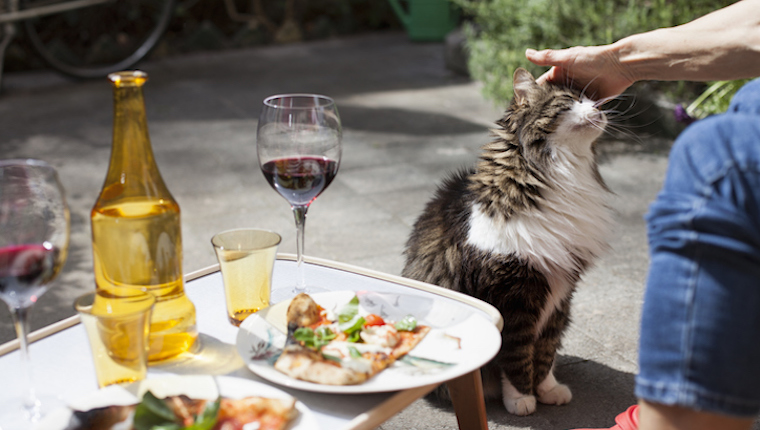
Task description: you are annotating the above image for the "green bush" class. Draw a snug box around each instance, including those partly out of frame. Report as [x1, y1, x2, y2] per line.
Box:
[453, 0, 735, 105]
[686, 79, 750, 119]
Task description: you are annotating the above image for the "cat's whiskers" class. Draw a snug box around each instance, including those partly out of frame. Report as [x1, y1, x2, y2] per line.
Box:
[579, 74, 603, 101]
[583, 107, 607, 128]
[596, 94, 652, 143]
[562, 66, 604, 101]
[593, 95, 619, 108]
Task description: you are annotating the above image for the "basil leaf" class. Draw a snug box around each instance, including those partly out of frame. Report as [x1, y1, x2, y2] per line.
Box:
[338, 315, 366, 335]
[338, 295, 360, 323]
[336, 296, 366, 343]
[148, 425, 182, 430]
[395, 315, 418, 331]
[322, 352, 342, 363]
[313, 339, 329, 350]
[293, 326, 339, 350]
[293, 327, 315, 341]
[185, 397, 221, 430]
[293, 327, 317, 349]
[348, 329, 362, 343]
[313, 326, 336, 350]
[348, 346, 363, 359]
[133, 391, 179, 430]
[315, 326, 336, 341]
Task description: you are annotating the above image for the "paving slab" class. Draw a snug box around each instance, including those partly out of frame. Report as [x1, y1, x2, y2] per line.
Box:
[0, 31, 680, 429]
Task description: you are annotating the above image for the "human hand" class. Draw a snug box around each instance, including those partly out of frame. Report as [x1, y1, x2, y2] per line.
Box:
[525, 45, 636, 101]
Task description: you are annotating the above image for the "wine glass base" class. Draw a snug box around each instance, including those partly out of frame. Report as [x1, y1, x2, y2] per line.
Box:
[270, 285, 329, 303]
[0, 393, 64, 428]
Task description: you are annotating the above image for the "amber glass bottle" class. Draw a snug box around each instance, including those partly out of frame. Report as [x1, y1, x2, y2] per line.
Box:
[91, 71, 197, 363]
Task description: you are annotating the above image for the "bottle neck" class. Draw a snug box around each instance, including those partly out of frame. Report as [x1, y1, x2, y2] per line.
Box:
[101, 83, 172, 203]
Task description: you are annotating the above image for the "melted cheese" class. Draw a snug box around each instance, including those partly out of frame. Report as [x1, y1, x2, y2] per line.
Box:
[360, 325, 400, 348]
[322, 341, 392, 357]
[321, 341, 389, 374]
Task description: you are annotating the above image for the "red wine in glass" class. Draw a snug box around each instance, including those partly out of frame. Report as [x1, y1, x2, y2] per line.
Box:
[261, 156, 339, 206]
[0, 243, 61, 309]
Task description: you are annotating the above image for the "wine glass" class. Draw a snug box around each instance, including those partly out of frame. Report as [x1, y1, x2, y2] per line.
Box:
[256, 94, 342, 302]
[0, 159, 70, 423]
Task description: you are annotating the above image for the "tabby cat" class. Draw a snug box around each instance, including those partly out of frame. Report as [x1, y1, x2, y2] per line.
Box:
[401, 68, 614, 416]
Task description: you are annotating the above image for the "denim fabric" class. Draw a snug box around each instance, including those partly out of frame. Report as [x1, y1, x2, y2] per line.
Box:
[635, 78, 760, 417]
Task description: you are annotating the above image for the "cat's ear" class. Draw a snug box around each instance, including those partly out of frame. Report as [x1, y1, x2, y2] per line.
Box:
[513, 68, 540, 105]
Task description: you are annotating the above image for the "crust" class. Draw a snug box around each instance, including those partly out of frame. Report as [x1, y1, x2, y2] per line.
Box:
[392, 326, 431, 359]
[273, 325, 431, 385]
[274, 345, 370, 385]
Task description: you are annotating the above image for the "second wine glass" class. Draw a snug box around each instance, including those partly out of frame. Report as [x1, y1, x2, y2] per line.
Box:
[256, 94, 342, 301]
[0, 159, 69, 425]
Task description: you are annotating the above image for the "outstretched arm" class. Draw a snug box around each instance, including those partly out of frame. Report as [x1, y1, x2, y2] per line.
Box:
[526, 0, 760, 100]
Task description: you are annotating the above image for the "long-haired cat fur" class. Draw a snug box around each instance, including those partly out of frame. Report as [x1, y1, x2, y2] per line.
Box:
[401, 68, 614, 416]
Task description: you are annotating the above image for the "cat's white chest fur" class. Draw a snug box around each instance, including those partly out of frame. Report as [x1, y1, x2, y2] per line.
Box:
[466, 137, 613, 335]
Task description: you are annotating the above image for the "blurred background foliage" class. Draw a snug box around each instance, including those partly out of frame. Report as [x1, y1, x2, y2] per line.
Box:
[685, 78, 750, 119]
[453, 0, 740, 114]
[163, 0, 401, 48]
[5, 0, 402, 72]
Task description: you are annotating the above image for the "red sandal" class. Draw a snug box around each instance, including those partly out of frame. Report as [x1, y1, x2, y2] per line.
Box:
[571, 405, 639, 430]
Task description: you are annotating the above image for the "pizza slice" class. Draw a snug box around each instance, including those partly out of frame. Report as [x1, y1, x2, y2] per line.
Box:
[273, 293, 431, 385]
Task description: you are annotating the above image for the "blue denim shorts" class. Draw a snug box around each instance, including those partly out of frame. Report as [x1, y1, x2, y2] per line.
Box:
[635, 78, 760, 418]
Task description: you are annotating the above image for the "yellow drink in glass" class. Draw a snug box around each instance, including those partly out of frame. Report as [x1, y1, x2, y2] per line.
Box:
[212, 229, 280, 326]
[92, 199, 197, 362]
[76, 289, 155, 388]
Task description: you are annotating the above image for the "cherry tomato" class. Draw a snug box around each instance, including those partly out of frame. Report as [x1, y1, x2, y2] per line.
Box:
[363, 314, 385, 326]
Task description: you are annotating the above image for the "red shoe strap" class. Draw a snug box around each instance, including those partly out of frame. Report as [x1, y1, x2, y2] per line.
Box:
[614, 405, 639, 430]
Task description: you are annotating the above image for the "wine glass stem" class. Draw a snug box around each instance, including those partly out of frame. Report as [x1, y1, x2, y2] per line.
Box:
[292, 205, 308, 292]
[9, 305, 41, 421]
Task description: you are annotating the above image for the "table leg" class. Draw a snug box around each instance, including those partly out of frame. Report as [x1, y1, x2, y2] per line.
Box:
[446, 368, 488, 430]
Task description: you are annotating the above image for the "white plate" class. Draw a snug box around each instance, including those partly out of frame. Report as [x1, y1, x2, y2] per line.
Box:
[236, 290, 502, 394]
[34, 375, 318, 430]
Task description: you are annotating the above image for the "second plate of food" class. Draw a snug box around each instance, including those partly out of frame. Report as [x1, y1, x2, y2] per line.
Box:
[35, 374, 317, 430]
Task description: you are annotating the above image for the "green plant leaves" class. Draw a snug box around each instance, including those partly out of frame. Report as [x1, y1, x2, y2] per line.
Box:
[452, 0, 734, 105]
[133, 391, 221, 430]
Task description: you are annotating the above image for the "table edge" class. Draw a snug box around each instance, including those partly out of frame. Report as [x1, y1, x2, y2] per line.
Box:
[344, 384, 438, 430]
[0, 254, 504, 356]
[0, 313, 80, 356]
[219, 254, 505, 329]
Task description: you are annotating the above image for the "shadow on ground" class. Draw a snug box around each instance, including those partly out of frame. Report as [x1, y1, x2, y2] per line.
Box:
[415, 355, 637, 430]
[339, 105, 485, 136]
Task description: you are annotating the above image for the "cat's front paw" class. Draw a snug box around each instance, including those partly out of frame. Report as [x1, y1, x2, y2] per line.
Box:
[537, 383, 572, 405]
[503, 394, 537, 416]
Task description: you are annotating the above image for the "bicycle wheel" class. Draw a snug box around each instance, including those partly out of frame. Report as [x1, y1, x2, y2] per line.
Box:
[22, 0, 175, 79]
